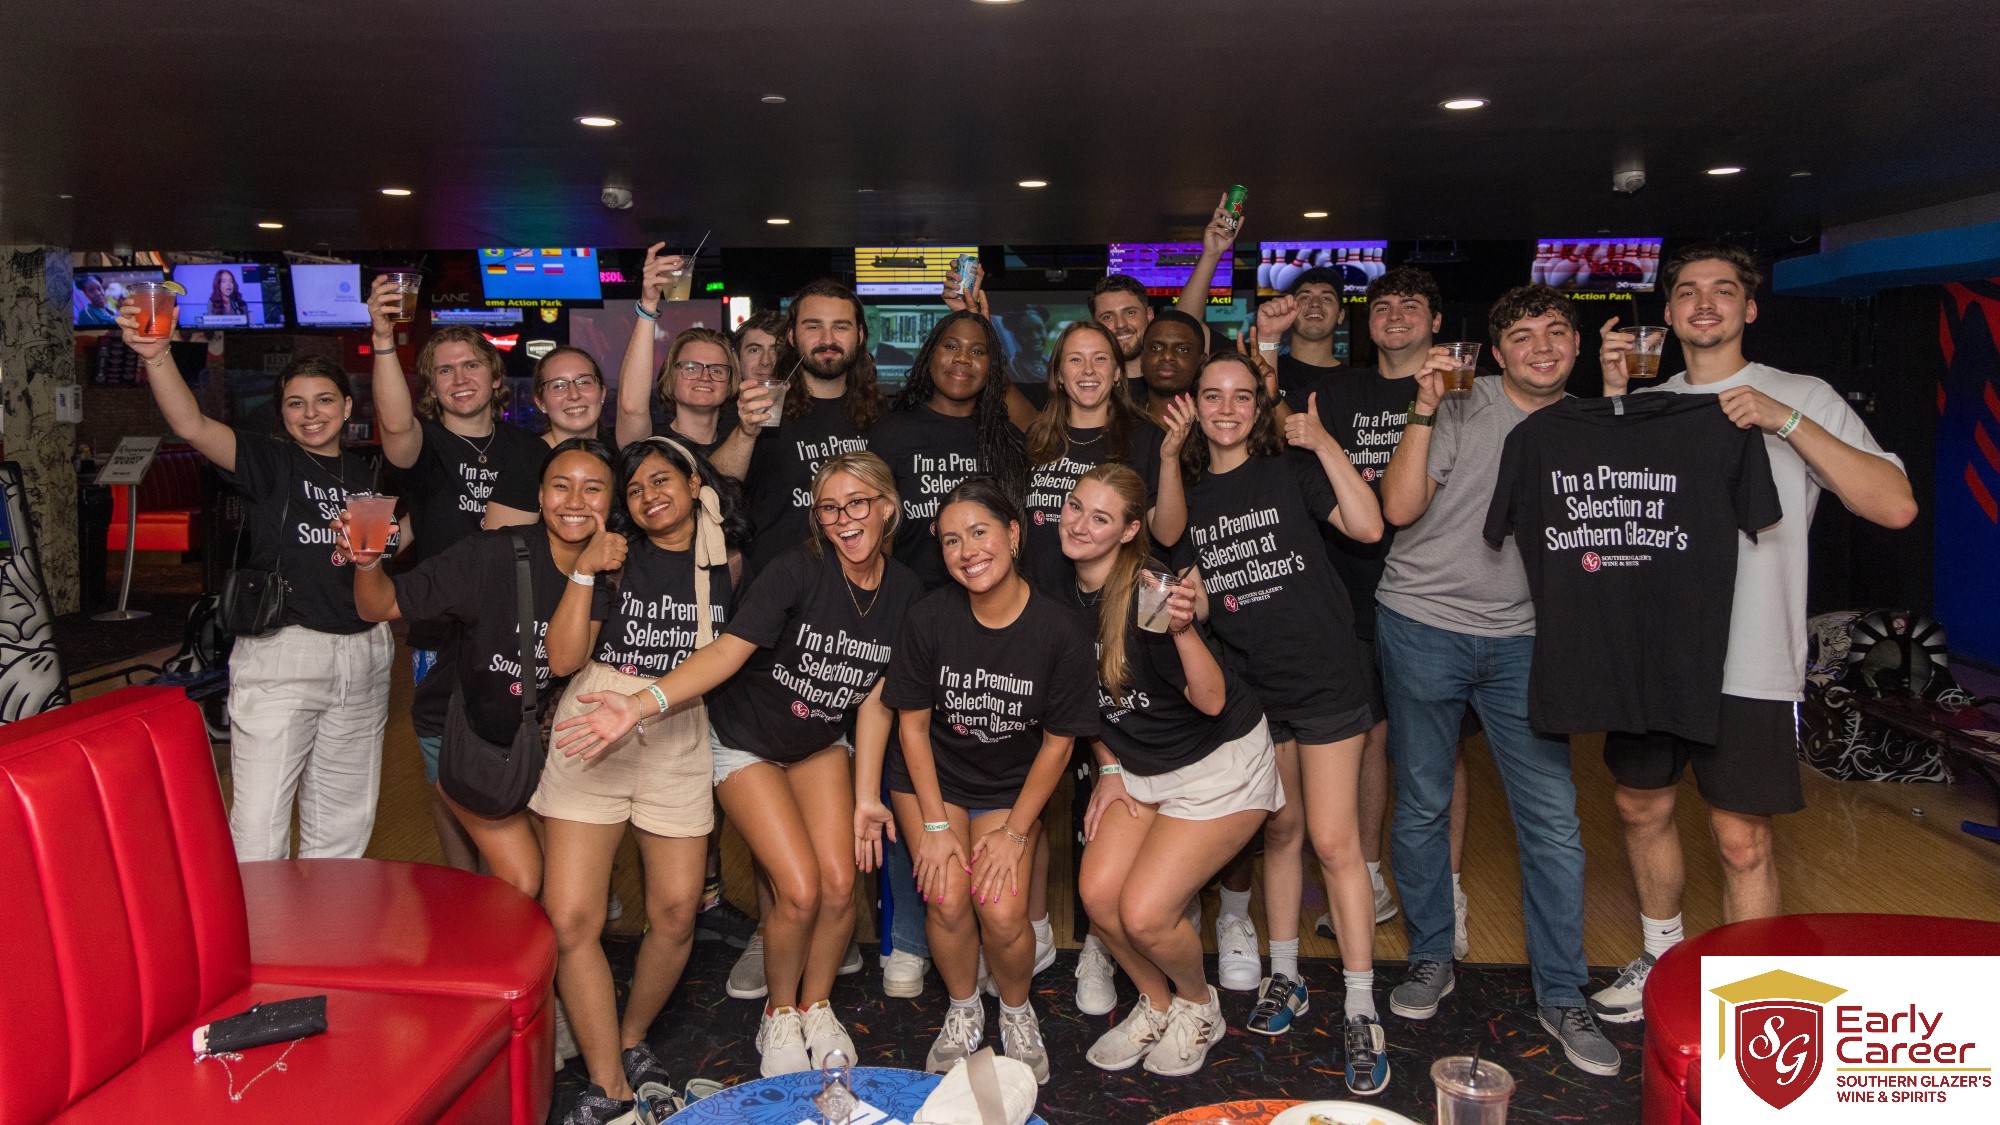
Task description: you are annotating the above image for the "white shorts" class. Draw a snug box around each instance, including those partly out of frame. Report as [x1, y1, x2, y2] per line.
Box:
[1121, 718, 1285, 821]
[710, 728, 851, 786]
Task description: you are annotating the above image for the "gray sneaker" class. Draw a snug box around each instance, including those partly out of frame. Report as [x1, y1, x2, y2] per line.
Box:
[726, 932, 767, 1000]
[1588, 952, 1656, 1025]
[998, 1002, 1052, 1084]
[1538, 1005, 1621, 1077]
[1388, 959, 1455, 1020]
[926, 1001, 986, 1074]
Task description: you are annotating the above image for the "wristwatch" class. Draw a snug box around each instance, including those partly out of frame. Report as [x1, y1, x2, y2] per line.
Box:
[1406, 402, 1437, 427]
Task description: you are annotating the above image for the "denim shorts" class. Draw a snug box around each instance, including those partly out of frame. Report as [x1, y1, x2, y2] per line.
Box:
[710, 728, 850, 786]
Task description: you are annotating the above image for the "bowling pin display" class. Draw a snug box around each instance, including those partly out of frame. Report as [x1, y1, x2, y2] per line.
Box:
[1257, 247, 1275, 290]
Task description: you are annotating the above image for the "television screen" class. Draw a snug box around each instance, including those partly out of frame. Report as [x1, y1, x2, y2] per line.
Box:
[853, 246, 979, 296]
[567, 299, 727, 398]
[1257, 241, 1388, 295]
[1532, 238, 1662, 292]
[863, 304, 951, 386]
[431, 307, 526, 326]
[290, 263, 369, 328]
[1106, 243, 1232, 299]
[982, 292, 1094, 388]
[172, 262, 286, 329]
[72, 268, 163, 328]
[478, 247, 604, 304]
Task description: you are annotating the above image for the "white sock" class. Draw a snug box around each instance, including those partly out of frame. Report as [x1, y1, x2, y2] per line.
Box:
[1641, 913, 1685, 960]
[946, 992, 984, 1048]
[1219, 887, 1252, 920]
[1342, 969, 1377, 1020]
[1269, 938, 1300, 981]
[1452, 871, 1462, 892]
[1366, 861, 1384, 889]
[1030, 916, 1052, 947]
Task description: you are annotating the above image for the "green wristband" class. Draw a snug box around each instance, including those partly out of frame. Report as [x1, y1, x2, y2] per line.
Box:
[1097, 764, 1123, 776]
[645, 685, 669, 715]
[923, 820, 951, 833]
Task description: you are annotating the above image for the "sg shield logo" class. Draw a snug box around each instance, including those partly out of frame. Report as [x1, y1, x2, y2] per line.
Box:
[1712, 970, 1848, 1110]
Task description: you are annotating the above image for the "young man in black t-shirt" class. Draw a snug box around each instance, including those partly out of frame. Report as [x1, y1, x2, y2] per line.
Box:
[1089, 275, 1155, 391]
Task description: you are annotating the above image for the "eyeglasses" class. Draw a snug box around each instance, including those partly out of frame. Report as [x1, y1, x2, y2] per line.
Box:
[813, 495, 885, 524]
[539, 374, 602, 395]
[675, 361, 733, 382]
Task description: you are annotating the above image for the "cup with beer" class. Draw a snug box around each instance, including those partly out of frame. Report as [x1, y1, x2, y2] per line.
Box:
[344, 492, 399, 557]
[1441, 342, 1482, 394]
[127, 279, 183, 340]
[381, 271, 422, 323]
[1624, 325, 1667, 379]
[1135, 569, 1178, 634]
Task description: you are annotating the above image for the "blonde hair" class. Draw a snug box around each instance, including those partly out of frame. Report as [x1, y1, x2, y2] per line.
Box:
[656, 326, 741, 418]
[1075, 463, 1152, 700]
[415, 325, 509, 422]
[806, 451, 901, 559]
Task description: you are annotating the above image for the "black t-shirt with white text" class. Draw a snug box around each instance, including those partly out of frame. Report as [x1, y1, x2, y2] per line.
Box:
[868, 405, 988, 591]
[883, 584, 1100, 809]
[1484, 394, 1782, 742]
[1306, 365, 1414, 639]
[393, 529, 612, 746]
[1089, 567, 1264, 776]
[1277, 353, 1340, 414]
[592, 540, 732, 678]
[1022, 423, 1163, 595]
[742, 395, 871, 577]
[1171, 452, 1370, 723]
[395, 418, 547, 649]
[221, 430, 377, 635]
[710, 546, 924, 764]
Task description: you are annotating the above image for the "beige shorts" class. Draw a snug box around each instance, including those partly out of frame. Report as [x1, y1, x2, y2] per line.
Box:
[1120, 718, 1285, 821]
[530, 661, 713, 837]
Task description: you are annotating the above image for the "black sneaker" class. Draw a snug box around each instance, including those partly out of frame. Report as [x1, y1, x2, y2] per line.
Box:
[622, 1043, 679, 1125]
[561, 1084, 639, 1125]
[694, 899, 759, 948]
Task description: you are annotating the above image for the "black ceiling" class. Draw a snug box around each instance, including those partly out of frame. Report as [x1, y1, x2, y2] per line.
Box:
[6, 0, 2000, 252]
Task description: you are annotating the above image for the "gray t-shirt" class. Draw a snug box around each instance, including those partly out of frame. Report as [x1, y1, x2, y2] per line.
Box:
[1376, 376, 1539, 637]
[1645, 362, 1903, 701]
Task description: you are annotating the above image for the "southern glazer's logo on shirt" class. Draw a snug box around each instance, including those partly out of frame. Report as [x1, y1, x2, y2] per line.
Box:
[1344, 407, 1404, 482]
[1701, 957, 1998, 1121]
[1543, 464, 1686, 569]
[774, 622, 891, 724]
[938, 663, 1035, 742]
[491, 619, 552, 696]
[1190, 506, 1304, 610]
[1027, 454, 1098, 523]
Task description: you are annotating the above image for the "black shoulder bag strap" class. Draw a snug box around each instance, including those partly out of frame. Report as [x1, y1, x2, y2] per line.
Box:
[509, 531, 540, 725]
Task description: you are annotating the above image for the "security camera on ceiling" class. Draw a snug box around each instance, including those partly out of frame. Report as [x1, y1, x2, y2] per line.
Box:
[1613, 159, 1647, 194]
[601, 184, 634, 210]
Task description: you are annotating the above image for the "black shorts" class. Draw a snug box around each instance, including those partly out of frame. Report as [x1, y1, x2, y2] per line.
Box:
[1602, 695, 1804, 816]
[1268, 701, 1375, 747]
[1358, 642, 1388, 726]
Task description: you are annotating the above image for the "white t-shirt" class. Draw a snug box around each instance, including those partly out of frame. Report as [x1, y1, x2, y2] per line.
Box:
[1645, 363, 1904, 701]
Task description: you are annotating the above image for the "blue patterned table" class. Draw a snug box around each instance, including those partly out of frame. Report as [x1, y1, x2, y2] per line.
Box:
[668, 1065, 1049, 1124]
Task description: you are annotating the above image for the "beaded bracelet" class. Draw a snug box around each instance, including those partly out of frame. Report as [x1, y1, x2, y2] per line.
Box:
[635, 303, 661, 322]
[1003, 826, 1030, 846]
[923, 820, 952, 833]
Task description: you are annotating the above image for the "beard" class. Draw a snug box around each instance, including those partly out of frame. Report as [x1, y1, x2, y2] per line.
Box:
[801, 345, 855, 381]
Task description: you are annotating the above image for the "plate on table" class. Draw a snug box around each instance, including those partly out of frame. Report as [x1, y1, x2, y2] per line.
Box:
[1269, 1102, 1423, 1125]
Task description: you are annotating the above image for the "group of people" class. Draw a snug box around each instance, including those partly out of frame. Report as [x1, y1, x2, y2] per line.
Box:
[118, 200, 1913, 1123]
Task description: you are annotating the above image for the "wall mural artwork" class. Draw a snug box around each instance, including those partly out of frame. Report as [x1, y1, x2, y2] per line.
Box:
[1935, 281, 2000, 664]
[0, 461, 69, 721]
[0, 248, 82, 615]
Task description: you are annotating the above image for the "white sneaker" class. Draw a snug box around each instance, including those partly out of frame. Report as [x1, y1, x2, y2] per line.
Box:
[1184, 894, 1203, 932]
[1372, 877, 1398, 925]
[839, 940, 863, 977]
[606, 888, 625, 923]
[1087, 996, 1169, 1071]
[926, 1001, 985, 1074]
[1215, 914, 1261, 992]
[801, 1000, 857, 1068]
[998, 1002, 1051, 1084]
[553, 999, 579, 1071]
[1144, 987, 1225, 1077]
[754, 1006, 811, 1077]
[1588, 952, 1657, 1025]
[1075, 935, 1117, 1016]
[881, 949, 928, 999]
[1454, 884, 1470, 961]
[726, 933, 767, 1000]
[1033, 926, 1056, 977]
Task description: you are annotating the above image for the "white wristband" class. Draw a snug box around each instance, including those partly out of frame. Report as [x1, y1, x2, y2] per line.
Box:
[568, 571, 596, 586]
[1258, 341, 1280, 352]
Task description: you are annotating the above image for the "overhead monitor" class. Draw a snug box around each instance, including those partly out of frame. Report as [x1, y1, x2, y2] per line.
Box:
[1106, 243, 1232, 299]
[290, 263, 370, 328]
[171, 262, 287, 329]
[478, 247, 604, 305]
[72, 267, 163, 328]
[1532, 238, 1663, 292]
[1257, 241, 1389, 295]
[853, 246, 979, 296]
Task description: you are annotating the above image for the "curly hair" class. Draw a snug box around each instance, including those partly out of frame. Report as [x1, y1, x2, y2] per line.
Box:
[1486, 283, 1580, 347]
[415, 325, 510, 422]
[775, 279, 885, 431]
[1025, 320, 1145, 467]
[889, 310, 1028, 500]
[1177, 351, 1284, 485]
[1365, 266, 1442, 313]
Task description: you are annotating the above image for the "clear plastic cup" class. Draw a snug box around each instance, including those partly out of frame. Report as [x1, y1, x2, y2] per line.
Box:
[382, 271, 422, 323]
[128, 280, 180, 340]
[1624, 325, 1667, 379]
[345, 492, 399, 555]
[1441, 342, 1482, 394]
[1433, 1055, 1515, 1124]
[1134, 569, 1178, 633]
[754, 377, 791, 423]
[662, 258, 694, 303]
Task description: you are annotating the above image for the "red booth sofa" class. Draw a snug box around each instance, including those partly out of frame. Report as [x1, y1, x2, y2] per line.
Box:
[0, 687, 556, 1124]
[106, 445, 205, 553]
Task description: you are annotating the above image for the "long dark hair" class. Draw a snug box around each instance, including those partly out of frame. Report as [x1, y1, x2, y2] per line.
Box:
[1025, 320, 1143, 467]
[775, 279, 885, 431]
[611, 436, 752, 552]
[1178, 351, 1284, 485]
[1074, 464, 1152, 700]
[891, 310, 1028, 499]
[208, 269, 246, 315]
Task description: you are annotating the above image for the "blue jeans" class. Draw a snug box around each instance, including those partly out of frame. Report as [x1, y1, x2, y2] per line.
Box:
[1376, 604, 1588, 1009]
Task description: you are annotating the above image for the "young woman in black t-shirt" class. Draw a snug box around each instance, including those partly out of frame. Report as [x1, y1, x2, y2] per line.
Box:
[533, 345, 610, 448]
[531, 436, 746, 1121]
[1173, 351, 1395, 1094]
[871, 477, 1099, 1085]
[613, 247, 746, 478]
[341, 439, 618, 901]
[555, 452, 919, 1080]
[1063, 465, 1280, 1078]
[117, 304, 391, 864]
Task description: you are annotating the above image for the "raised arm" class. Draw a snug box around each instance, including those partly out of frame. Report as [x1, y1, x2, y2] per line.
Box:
[1164, 571, 1226, 716]
[116, 301, 236, 470]
[1148, 395, 1195, 546]
[334, 512, 403, 621]
[1380, 348, 1453, 526]
[615, 245, 675, 448]
[545, 517, 624, 677]
[1285, 392, 1384, 543]
[1175, 194, 1238, 320]
[367, 275, 423, 469]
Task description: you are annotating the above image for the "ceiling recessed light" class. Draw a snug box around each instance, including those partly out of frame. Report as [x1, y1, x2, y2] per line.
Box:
[257, 221, 284, 230]
[1303, 211, 1329, 219]
[57, 193, 73, 200]
[576, 115, 620, 128]
[766, 217, 791, 225]
[1791, 170, 1813, 178]
[1440, 97, 1488, 110]
[856, 187, 877, 194]
[1017, 179, 1048, 189]
[381, 187, 413, 196]
[972, 0, 1027, 5]
[1706, 166, 1743, 176]
[761, 95, 787, 105]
